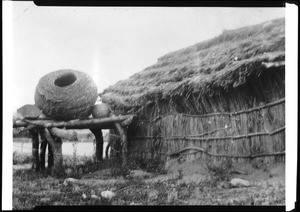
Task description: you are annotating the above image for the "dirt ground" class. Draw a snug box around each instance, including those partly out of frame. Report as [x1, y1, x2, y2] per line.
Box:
[13, 158, 285, 208]
[12, 157, 285, 209]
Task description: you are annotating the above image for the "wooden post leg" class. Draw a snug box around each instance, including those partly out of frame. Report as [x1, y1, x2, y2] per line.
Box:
[52, 137, 63, 174]
[48, 144, 54, 168]
[105, 143, 110, 159]
[44, 128, 64, 175]
[39, 130, 47, 170]
[90, 128, 103, 161]
[40, 129, 54, 169]
[39, 139, 47, 170]
[30, 129, 40, 172]
[113, 122, 128, 172]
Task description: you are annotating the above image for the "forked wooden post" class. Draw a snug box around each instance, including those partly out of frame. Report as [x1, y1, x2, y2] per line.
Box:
[90, 128, 104, 161]
[44, 128, 63, 175]
[39, 129, 54, 170]
[113, 119, 128, 171]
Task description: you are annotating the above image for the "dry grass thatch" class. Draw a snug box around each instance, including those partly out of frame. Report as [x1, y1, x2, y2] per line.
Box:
[100, 18, 285, 114]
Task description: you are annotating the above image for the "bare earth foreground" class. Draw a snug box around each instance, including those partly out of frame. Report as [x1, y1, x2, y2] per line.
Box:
[12, 155, 285, 209]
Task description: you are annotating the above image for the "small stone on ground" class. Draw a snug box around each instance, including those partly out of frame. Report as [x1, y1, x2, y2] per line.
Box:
[230, 178, 250, 187]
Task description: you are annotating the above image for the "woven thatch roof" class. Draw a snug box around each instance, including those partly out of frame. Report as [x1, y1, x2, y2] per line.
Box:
[101, 18, 285, 113]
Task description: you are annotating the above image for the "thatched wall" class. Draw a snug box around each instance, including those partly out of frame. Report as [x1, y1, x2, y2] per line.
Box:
[124, 67, 285, 165]
[126, 98, 285, 165]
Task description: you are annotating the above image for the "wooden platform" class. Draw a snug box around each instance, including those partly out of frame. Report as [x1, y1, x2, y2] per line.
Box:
[13, 114, 134, 174]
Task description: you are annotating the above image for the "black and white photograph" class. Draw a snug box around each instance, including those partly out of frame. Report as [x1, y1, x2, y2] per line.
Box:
[2, 1, 298, 210]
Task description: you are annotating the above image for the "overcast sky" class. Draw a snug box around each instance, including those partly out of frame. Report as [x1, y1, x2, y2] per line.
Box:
[11, 2, 284, 111]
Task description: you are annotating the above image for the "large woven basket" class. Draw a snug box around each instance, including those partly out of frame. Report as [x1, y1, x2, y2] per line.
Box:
[34, 69, 98, 120]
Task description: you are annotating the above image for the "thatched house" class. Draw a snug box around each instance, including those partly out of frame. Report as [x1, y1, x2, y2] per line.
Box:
[101, 18, 285, 166]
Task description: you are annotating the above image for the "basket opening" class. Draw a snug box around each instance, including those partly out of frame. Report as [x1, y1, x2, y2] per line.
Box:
[54, 73, 77, 87]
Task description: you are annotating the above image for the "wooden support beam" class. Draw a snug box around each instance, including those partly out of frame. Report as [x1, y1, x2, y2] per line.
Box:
[49, 127, 77, 141]
[30, 129, 40, 172]
[13, 115, 133, 129]
[90, 128, 103, 161]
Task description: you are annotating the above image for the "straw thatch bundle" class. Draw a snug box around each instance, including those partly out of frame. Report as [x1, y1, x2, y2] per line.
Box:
[35, 69, 98, 120]
[101, 18, 285, 115]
